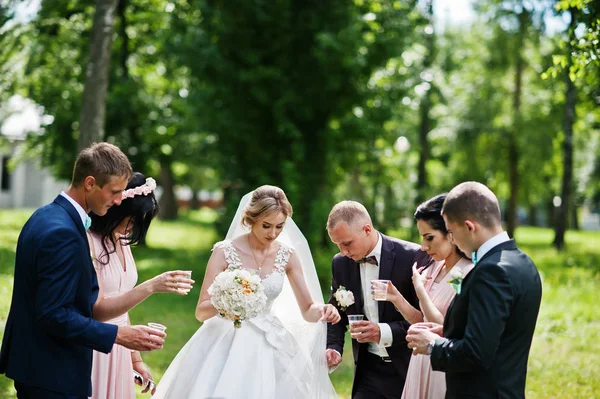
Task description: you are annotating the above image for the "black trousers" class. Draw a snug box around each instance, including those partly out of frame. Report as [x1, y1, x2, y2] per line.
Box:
[353, 352, 405, 399]
[14, 381, 87, 399]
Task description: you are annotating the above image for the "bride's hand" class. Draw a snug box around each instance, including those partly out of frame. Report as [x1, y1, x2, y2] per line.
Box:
[320, 304, 341, 324]
[150, 271, 195, 295]
[133, 360, 156, 395]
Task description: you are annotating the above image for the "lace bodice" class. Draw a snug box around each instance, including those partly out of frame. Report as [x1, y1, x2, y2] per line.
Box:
[213, 240, 292, 312]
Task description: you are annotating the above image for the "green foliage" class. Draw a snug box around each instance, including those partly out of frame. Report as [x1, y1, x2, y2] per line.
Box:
[434, 4, 570, 220]
[1, 0, 599, 239]
[552, 0, 600, 79]
[166, 0, 425, 241]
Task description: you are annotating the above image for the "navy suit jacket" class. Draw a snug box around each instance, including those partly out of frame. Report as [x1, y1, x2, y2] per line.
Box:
[430, 240, 542, 399]
[327, 234, 432, 392]
[0, 195, 118, 396]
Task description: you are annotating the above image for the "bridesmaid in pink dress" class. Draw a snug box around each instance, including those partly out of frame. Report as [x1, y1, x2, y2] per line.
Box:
[87, 172, 195, 399]
[383, 194, 473, 399]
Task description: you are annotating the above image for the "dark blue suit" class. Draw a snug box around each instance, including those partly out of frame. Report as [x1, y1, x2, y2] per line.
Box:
[0, 195, 118, 397]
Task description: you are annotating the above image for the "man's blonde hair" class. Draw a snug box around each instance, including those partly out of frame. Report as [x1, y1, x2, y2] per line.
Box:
[326, 200, 372, 232]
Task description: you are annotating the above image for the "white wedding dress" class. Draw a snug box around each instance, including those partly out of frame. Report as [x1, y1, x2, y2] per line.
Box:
[151, 240, 337, 399]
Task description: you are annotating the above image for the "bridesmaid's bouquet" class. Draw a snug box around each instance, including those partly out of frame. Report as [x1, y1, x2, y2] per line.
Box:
[208, 268, 267, 328]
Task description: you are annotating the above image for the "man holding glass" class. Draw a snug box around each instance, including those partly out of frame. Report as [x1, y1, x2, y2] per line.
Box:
[326, 201, 432, 399]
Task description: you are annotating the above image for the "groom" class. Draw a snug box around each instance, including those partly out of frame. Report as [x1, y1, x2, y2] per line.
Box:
[325, 200, 432, 398]
[406, 182, 542, 399]
[0, 143, 166, 399]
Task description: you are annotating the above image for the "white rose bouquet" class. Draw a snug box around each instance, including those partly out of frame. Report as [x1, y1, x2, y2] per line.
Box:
[208, 268, 267, 328]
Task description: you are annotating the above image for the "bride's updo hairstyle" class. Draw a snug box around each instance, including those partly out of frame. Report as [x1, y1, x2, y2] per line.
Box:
[242, 185, 293, 227]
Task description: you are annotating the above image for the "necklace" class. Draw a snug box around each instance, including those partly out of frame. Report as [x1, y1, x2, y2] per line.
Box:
[248, 235, 269, 271]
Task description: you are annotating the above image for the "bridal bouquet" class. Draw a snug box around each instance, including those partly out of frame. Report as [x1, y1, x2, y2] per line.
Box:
[208, 268, 267, 328]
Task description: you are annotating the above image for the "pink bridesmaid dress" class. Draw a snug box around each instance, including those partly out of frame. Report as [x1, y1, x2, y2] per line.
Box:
[88, 233, 139, 399]
[401, 258, 474, 399]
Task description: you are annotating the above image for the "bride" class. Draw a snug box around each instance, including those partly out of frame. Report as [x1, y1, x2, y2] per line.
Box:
[152, 185, 340, 398]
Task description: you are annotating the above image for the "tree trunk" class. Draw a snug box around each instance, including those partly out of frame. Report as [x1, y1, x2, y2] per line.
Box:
[380, 184, 397, 234]
[547, 198, 555, 228]
[570, 203, 579, 230]
[117, 0, 129, 78]
[506, 9, 527, 239]
[77, 0, 119, 151]
[527, 203, 538, 226]
[416, 0, 434, 207]
[189, 186, 200, 210]
[553, 8, 577, 250]
[158, 158, 178, 220]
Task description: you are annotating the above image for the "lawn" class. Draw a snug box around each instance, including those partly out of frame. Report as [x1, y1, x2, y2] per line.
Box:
[0, 209, 598, 398]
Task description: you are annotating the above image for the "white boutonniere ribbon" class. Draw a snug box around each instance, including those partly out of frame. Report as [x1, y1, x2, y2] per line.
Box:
[448, 268, 464, 294]
[333, 286, 355, 311]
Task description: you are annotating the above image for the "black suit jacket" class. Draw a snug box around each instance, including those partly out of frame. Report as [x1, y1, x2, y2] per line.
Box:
[430, 240, 542, 399]
[0, 195, 118, 396]
[327, 233, 431, 391]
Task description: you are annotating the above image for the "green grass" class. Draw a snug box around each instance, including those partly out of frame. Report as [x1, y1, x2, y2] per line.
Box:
[0, 211, 599, 398]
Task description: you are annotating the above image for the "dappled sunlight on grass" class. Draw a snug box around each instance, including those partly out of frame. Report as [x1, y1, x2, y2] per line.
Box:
[515, 227, 600, 399]
[0, 211, 598, 399]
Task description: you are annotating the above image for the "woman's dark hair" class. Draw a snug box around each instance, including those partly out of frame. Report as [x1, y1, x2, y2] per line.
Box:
[414, 194, 448, 234]
[414, 193, 466, 258]
[90, 172, 159, 266]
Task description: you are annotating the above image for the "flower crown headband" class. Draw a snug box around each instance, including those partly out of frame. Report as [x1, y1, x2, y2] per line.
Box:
[122, 177, 157, 200]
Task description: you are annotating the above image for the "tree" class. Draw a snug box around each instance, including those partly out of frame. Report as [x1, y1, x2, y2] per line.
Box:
[77, 0, 119, 151]
[551, 0, 600, 249]
[170, 0, 424, 242]
[416, 0, 436, 206]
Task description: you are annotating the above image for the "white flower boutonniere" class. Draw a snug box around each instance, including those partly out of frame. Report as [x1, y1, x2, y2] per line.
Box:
[334, 286, 355, 311]
[448, 268, 464, 294]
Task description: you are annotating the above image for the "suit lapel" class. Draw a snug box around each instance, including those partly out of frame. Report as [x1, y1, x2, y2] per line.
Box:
[378, 235, 395, 320]
[444, 258, 476, 328]
[55, 195, 87, 236]
[54, 195, 91, 254]
[351, 259, 364, 312]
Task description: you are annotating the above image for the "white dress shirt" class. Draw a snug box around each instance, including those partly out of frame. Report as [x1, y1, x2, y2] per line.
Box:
[60, 191, 88, 228]
[476, 231, 511, 263]
[359, 233, 393, 357]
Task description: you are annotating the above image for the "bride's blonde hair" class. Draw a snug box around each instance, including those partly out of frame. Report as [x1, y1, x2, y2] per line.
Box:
[242, 185, 293, 227]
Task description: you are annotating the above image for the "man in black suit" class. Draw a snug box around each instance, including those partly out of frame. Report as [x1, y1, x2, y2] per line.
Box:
[325, 201, 431, 398]
[407, 181, 542, 399]
[0, 143, 166, 399]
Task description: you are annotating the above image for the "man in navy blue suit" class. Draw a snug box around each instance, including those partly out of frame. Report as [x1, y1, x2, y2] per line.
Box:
[0, 143, 166, 399]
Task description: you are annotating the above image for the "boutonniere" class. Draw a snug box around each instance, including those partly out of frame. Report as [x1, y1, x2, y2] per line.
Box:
[334, 286, 355, 311]
[448, 268, 464, 294]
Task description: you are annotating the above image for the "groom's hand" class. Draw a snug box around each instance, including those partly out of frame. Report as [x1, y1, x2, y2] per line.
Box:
[116, 325, 166, 352]
[406, 323, 440, 355]
[351, 321, 381, 343]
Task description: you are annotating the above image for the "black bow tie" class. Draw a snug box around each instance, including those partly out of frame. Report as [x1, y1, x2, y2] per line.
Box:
[358, 255, 378, 266]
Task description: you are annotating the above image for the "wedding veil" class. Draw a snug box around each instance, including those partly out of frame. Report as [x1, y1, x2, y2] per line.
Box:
[225, 191, 337, 398]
